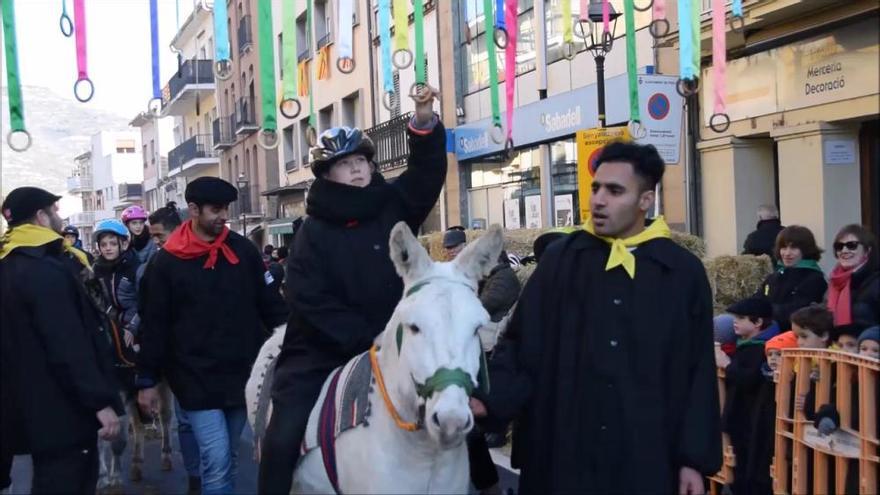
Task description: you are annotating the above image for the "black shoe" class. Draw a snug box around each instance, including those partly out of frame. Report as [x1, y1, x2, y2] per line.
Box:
[484, 432, 506, 449]
[187, 476, 201, 495]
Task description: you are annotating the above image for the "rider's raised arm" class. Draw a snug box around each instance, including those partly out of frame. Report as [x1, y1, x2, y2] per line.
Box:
[391, 116, 448, 232]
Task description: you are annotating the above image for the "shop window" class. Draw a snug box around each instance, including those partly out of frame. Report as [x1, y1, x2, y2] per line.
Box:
[461, 1, 536, 94]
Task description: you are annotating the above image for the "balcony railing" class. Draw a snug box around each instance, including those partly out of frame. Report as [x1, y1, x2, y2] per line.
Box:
[317, 32, 332, 48]
[238, 15, 253, 54]
[163, 59, 214, 108]
[235, 97, 260, 135]
[69, 211, 96, 227]
[118, 183, 143, 201]
[365, 112, 413, 172]
[67, 175, 93, 193]
[230, 184, 262, 218]
[168, 134, 217, 171]
[213, 116, 236, 150]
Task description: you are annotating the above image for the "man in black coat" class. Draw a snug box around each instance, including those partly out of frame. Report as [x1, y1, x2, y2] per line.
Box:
[471, 143, 722, 494]
[136, 177, 288, 493]
[742, 205, 784, 261]
[258, 86, 446, 494]
[1, 187, 122, 493]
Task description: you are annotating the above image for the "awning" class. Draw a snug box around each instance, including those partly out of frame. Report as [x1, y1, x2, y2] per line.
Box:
[261, 180, 312, 197]
[267, 217, 303, 235]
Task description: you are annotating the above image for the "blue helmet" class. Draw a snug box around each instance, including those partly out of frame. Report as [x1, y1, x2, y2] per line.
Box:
[93, 218, 129, 243]
[310, 126, 375, 177]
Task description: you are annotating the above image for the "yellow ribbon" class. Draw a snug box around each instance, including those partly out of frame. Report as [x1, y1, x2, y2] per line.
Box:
[583, 216, 671, 279]
[316, 45, 330, 80]
[297, 60, 309, 97]
[0, 223, 91, 268]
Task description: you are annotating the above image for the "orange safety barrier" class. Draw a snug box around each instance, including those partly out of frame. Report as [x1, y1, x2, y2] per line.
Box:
[708, 366, 735, 495]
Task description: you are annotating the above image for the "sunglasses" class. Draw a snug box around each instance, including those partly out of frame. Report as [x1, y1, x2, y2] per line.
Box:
[834, 241, 861, 252]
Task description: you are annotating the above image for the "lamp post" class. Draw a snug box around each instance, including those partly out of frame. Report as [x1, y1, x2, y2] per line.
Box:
[236, 172, 249, 237]
[580, 0, 620, 128]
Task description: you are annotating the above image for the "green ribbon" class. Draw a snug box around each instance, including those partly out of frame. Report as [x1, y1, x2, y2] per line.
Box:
[2, 0, 25, 132]
[624, 0, 639, 123]
[690, 0, 699, 75]
[306, 0, 315, 128]
[282, 0, 297, 100]
[257, 0, 277, 132]
[483, 0, 501, 126]
[414, 367, 475, 399]
[413, 0, 425, 84]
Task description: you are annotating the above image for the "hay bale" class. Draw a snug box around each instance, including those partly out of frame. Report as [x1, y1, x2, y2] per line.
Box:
[671, 230, 706, 259]
[704, 255, 773, 314]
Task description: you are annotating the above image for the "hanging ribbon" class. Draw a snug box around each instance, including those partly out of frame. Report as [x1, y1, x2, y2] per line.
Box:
[409, 0, 426, 100]
[59, 0, 73, 37]
[600, 0, 612, 48]
[483, 0, 503, 144]
[561, 0, 575, 60]
[574, 0, 590, 39]
[306, 0, 316, 144]
[378, 0, 394, 111]
[297, 61, 310, 96]
[148, 0, 162, 115]
[730, 0, 744, 31]
[709, 0, 730, 132]
[493, 0, 507, 48]
[676, 0, 699, 97]
[503, 0, 517, 154]
[336, 0, 355, 73]
[392, 0, 412, 69]
[72, 0, 94, 102]
[280, 0, 301, 118]
[317, 45, 331, 80]
[2, 0, 31, 152]
[257, 0, 279, 149]
[213, 0, 232, 80]
[623, 0, 644, 139]
[649, 0, 669, 38]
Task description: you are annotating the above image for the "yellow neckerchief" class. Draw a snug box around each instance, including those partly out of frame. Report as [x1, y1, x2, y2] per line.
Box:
[0, 223, 91, 268]
[583, 216, 671, 279]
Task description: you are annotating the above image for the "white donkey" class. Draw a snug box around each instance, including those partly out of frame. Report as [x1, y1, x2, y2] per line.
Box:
[247, 222, 503, 494]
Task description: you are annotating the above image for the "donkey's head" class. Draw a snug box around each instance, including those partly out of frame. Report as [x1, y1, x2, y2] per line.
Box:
[385, 222, 503, 448]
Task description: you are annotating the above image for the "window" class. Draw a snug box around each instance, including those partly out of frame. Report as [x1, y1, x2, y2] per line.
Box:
[341, 91, 359, 128]
[299, 119, 311, 166]
[227, 18, 234, 60]
[150, 139, 155, 164]
[283, 124, 297, 171]
[143, 144, 148, 168]
[277, 33, 284, 78]
[318, 105, 333, 133]
[245, 147, 251, 176]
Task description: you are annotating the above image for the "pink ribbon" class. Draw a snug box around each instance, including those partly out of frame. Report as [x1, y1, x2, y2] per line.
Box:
[504, 0, 517, 141]
[711, 0, 726, 114]
[653, 0, 665, 20]
[602, 0, 610, 33]
[73, 0, 87, 79]
[580, 0, 588, 21]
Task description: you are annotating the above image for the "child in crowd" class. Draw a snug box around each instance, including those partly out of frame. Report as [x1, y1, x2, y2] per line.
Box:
[715, 296, 780, 495]
[858, 326, 879, 358]
[831, 323, 864, 354]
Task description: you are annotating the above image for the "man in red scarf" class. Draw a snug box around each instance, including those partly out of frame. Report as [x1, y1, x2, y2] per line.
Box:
[135, 177, 288, 494]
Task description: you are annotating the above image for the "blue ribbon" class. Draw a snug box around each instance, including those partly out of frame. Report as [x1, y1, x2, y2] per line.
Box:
[678, 0, 695, 80]
[214, 0, 229, 62]
[732, 0, 743, 18]
[149, 0, 160, 98]
[378, 0, 393, 93]
[495, 0, 505, 30]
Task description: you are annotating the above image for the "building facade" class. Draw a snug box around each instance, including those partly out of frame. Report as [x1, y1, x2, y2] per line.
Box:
[130, 111, 175, 211]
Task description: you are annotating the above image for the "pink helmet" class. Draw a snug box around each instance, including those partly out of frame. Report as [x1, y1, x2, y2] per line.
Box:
[121, 205, 148, 224]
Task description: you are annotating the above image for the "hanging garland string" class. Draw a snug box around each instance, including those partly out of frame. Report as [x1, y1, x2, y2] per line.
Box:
[257, 0, 279, 149]
[649, 0, 669, 38]
[676, 0, 699, 96]
[561, 0, 574, 60]
[503, 0, 517, 153]
[148, 0, 162, 114]
[2, 0, 31, 152]
[623, 0, 644, 138]
[72, 0, 94, 102]
[483, 0, 502, 144]
[306, 0, 317, 144]
[730, 0, 744, 31]
[336, 0, 354, 73]
[391, 0, 412, 69]
[59, 0, 73, 37]
[378, 0, 395, 111]
[409, 0, 426, 99]
[213, 0, 232, 79]
[493, 0, 507, 48]
[280, 0, 301, 118]
[709, 0, 730, 132]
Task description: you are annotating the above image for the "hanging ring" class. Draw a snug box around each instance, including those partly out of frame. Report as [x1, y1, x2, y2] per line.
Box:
[59, 13, 74, 37]
[562, 41, 577, 61]
[493, 27, 508, 49]
[336, 57, 356, 74]
[279, 98, 302, 119]
[392, 49, 413, 70]
[628, 120, 648, 139]
[633, 0, 653, 12]
[200, 0, 212, 11]
[502, 137, 515, 160]
[169, 43, 181, 54]
[214, 60, 233, 81]
[648, 19, 669, 39]
[489, 123, 505, 144]
[6, 129, 33, 153]
[409, 82, 433, 103]
[382, 91, 396, 112]
[675, 77, 701, 97]
[709, 113, 731, 133]
[258, 129, 281, 150]
[729, 15, 745, 33]
[574, 20, 592, 40]
[147, 97, 163, 117]
[74, 77, 95, 103]
[306, 126, 318, 147]
[602, 31, 614, 52]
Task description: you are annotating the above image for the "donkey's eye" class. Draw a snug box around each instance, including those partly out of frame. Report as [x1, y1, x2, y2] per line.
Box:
[410, 324, 421, 334]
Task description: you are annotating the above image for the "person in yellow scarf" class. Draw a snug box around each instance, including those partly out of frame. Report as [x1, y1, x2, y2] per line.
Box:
[471, 142, 721, 494]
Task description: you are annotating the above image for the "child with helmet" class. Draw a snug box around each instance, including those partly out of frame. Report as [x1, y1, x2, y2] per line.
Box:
[121, 205, 157, 266]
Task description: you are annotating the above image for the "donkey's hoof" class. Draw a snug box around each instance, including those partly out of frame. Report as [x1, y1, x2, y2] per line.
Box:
[161, 454, 173, 471]
[130, 464, 143, 482]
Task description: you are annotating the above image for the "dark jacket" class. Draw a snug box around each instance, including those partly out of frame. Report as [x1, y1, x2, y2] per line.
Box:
[850, 266, 880, 327]
[273, 122, 447, 398]
[478, 231, 722, 494]
[479, 262, 521, 322]
[743, 219, 784, 261]
[1, 241, 122, 456]
[90, 249, 140, 331]
[137, 231, 288, 410]
[757, 266, 827, 331]
[746, 372, 778, 495]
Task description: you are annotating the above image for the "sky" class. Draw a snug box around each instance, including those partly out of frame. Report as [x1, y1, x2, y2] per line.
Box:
[5, 0, 198, 118]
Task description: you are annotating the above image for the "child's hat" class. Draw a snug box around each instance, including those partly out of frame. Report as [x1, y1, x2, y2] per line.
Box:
[765, 331, 798, 355]
[858, 326, 879, 347]
[726, 296, 773, 319]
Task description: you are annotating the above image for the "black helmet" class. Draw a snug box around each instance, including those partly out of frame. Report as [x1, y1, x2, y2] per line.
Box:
[62, 225, 80, 238]
[310, 126, 376, 178]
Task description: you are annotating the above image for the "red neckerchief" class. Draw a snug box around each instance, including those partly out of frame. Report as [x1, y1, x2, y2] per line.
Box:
[827, 263, 859, 325]
[163, 220, 240, 269]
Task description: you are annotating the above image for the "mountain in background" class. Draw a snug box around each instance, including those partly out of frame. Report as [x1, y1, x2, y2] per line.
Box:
[1, 85, 132, 215]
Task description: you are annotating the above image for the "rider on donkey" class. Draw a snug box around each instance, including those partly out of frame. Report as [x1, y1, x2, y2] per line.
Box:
[258, 86, 446, 494]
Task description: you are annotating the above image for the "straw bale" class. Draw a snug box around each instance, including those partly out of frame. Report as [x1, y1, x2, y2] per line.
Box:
[704, 254, 773, 314]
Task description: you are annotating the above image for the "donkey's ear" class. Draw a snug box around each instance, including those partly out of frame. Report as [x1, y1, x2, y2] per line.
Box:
[389, 222, 432, 282]
[453, 225, 503, 283]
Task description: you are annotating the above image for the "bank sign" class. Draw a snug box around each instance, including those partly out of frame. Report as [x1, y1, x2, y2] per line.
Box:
[454, 73, 683, 163]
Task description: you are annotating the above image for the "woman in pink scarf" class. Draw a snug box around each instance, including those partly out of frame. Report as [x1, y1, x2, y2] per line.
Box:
[827, 224, 879, 327]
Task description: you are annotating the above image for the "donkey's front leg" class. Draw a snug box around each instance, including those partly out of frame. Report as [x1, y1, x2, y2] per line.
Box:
[125, 401, 144, 482]
[158, 381, 174, 471]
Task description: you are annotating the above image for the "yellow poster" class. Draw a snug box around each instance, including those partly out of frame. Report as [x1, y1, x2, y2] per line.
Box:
[576, 127, 631, 221]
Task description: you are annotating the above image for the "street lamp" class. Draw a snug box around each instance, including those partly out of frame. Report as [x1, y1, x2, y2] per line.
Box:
[576, 0, 621, 127]
[236, 172, 249, 237]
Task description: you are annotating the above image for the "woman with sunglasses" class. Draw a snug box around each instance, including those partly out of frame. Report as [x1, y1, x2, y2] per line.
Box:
[828, 225, 879, 328]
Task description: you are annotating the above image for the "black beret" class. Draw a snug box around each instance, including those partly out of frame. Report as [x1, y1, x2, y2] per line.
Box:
[185, 177, 238, 205]
[726, 296, 773, 319]
[2, 187, 62, 226]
